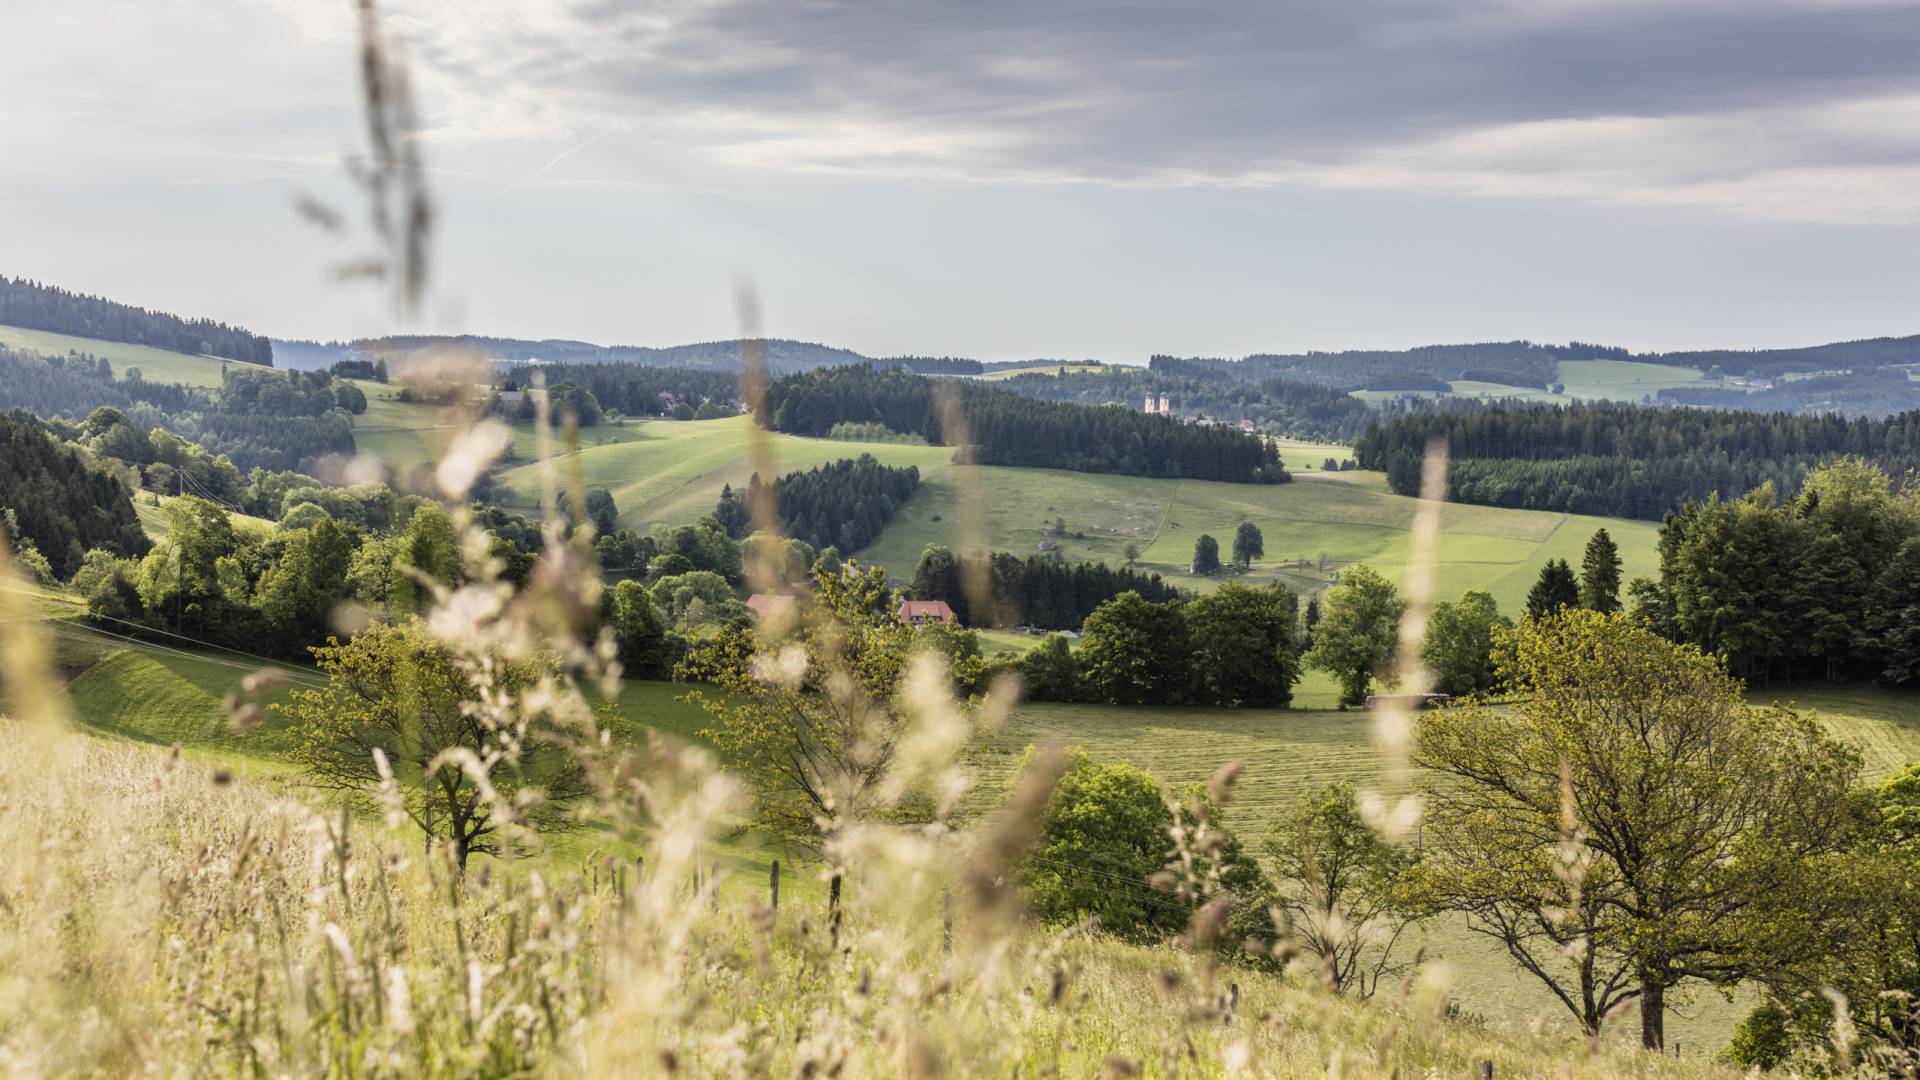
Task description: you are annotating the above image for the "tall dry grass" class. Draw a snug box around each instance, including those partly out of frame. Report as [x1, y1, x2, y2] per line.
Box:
[0, 3, 1836, 1074]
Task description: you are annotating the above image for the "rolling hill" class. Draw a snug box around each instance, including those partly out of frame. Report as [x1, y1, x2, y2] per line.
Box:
[0, 324, 238, 388]
[457, 413, 1658, 617]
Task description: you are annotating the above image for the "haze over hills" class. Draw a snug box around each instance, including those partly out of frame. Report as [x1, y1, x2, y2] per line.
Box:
[275, 329, 1920, 375]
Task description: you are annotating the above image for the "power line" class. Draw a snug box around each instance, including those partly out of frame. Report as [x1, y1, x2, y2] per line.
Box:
[1, 591, 330, 690]
[28, 617, 329, 691]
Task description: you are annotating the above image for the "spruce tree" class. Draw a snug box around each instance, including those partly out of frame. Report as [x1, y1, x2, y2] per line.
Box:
[1525, 559, 1580, 620]
[1578, 528, 1623, 613]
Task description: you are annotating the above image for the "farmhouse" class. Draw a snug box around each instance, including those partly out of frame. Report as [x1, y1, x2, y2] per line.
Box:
[896, 599, 955, 627]
[746, 593, 796, 621]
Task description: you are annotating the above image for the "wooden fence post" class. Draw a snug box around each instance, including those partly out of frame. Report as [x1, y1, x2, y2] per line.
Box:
[710, 860, 720, 912]
[1478, 1060, 1494, 1080]
[770, 859, 780, 911]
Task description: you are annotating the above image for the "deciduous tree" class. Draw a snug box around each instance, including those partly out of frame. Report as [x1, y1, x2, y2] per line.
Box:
[1413, 611, 1862, 1049]
[1304, 566, 1403, 707]
[279, 621, 589, 873]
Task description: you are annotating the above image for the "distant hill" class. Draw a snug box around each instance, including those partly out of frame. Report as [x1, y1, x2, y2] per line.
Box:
[0, 275, 272, 366]
[355, 334, 871, 375]
[1156, 334, 1920, 387]
[269, 338, 372, 371]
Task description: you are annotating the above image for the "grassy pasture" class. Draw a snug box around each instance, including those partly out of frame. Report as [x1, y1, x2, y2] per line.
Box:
[58, 618, 1918, 1050]
[462, 413, 1653, 616]
[972, 360, 1113, 380]
[0, 323, 241, 388]
[1351, 359, 1719, 409]
[1556, 358, 1716, 400]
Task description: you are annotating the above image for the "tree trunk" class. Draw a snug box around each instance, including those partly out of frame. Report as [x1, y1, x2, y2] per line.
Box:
[452, 833, 470, 876]
[1639, 976, 1665, 1051]
[829, 871, 844, 947]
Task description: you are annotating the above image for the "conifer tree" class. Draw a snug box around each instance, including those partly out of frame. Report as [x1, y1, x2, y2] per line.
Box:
[1524, 559, 1580, 620]
[1578, 528, 1623, 613]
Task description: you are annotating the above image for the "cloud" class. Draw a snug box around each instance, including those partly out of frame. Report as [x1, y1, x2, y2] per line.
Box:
[347, 0, 1920, 223]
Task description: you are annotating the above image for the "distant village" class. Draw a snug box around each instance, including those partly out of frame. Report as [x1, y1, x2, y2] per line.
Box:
[1142, 393, 1256, 431]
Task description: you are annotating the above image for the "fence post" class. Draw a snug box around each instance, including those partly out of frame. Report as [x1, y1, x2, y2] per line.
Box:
[710, 860, 720, 912]
[1478, 1060, 1494, 1080]
[942, 888, 953, 952]
[1227, 982, 1239, 1023]
[770, 859, 780, 911]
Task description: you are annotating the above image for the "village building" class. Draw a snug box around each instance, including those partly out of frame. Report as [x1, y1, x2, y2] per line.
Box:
[746, 593, 796, 621]
[896, 599, 956, 626]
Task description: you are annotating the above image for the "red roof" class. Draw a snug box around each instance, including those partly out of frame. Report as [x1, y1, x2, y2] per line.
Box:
[896, 599, 955, 625]
[747, 594, 796, 620]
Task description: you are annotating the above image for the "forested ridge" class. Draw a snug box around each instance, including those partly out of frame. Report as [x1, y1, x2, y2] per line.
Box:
[365, 334, 866, 374]
[761, 365, 1287, 483]
[992, 366, 1373, 441]
[0, 410, 150, 578]
[0, 346, 357, 473]
[1154, 334, 1920, 386]
[1, 275, 272, 365]
[1150, 342, 1603, 389]
[495, 362, 741, 419]
[1659, 367, 1920, 418]
[1355, 401, 1920, 518]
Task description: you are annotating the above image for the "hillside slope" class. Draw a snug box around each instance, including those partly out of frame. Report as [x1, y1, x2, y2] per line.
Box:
[483, 414, 1656, 615]
[0, 324, 236, 387]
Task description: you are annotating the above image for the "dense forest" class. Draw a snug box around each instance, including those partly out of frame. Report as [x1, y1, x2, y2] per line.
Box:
[0, 411, 150, 578]
[906, 546, 1181, 630]
[991, 366, 1374, 442]
[0, 276, 272, 365]
[0, 347, 357, 473]
[1632, 458, 1920, 686]
[713, 455, 921, 553]
[1355, 401, 1920, 518]
[761, 365, 1287, 483]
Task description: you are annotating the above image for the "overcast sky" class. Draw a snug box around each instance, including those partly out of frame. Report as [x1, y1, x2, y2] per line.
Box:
[8, 0, 1920, 360]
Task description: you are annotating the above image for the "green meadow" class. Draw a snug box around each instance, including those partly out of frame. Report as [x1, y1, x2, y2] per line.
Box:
[51, 620, 1920, 1048]
[454, 413, 1654, 617]
[0, 324, 242, 388]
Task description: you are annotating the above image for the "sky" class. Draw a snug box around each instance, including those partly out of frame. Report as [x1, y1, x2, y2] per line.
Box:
[7, 0, 1920, 361]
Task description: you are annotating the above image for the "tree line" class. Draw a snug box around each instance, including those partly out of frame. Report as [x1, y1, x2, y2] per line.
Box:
[712, 455, 920, 554]
[0, 410, 150, 579]
[0, 346, 360, 473]
[0, 275, 273, 365]
[1355, 400, 1920, 518]
[496, 362, 741, 420]
[1629, 458, 1920, 685]
[906, 545, 1181, 631]
[760, 365, 1288, 483]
